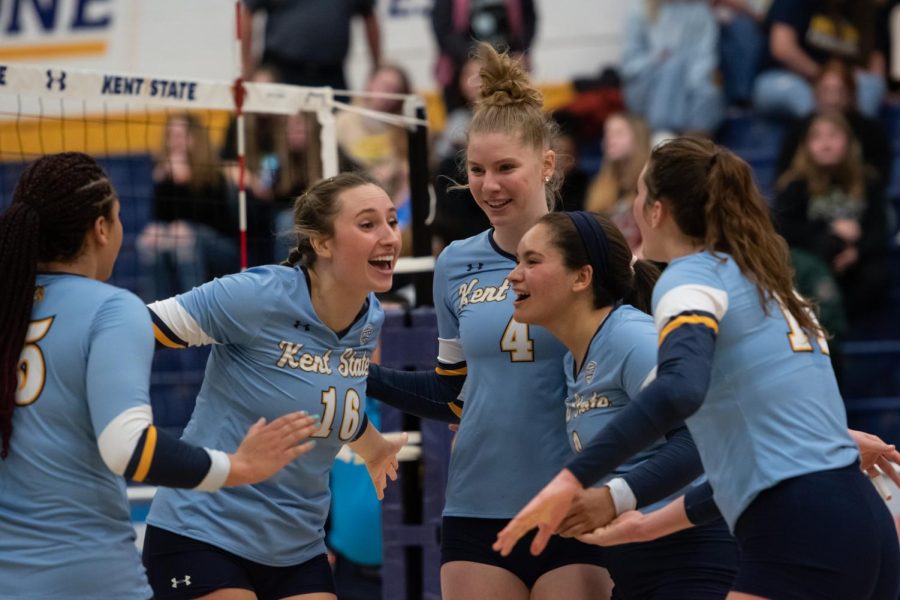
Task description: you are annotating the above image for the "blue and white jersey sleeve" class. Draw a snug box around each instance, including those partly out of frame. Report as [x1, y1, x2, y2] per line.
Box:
[433, 248, 466, 369]
[150, 267, 282, 348]
[565, 262, 727, 491]
[86, 291, 154, 437]
[652, 261, 729, 346]
[86, 291, 156, 476]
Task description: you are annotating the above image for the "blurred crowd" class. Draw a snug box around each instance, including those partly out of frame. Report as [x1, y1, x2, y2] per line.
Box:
[132, 1, 900, 596]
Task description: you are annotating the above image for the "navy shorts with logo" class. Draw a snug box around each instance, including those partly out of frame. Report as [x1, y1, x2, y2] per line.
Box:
[142, 525, 336, 599]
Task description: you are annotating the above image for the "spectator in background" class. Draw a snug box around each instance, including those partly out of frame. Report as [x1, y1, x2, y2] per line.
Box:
[620, 0, 725, 138]
[137, 113, 236, 301]
[433, 57, 481, 166]
[774, 111, 891, 324]
[432, 0, 537, 112]
[714, 0, 771, 107]
[754, 0, 886, 118]
[222, 65, 315, 265]
[272, 113, 322, 262]
[584, 112, 651, 251]
[432, 57, 491, 254]
[240, 0, 380, 89]
[336, 64, 414, 253]
[777, 60, 892, 185]
[551, 111, 590, 212]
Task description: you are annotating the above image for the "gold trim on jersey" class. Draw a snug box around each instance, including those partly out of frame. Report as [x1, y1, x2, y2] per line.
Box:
[435, 366, 467, 376]
[658, 315, 719, 346]
[153, 323, 186, 349]
[133, 426, 158, 482]
[448, 401, 464, 419]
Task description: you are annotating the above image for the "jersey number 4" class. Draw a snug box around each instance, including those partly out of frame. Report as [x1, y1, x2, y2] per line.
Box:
[314, 387, 362, 441]
[16, 317, 54, 406]
[501, 317, 534, 362]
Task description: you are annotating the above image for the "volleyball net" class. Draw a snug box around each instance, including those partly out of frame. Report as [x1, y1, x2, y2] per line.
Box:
[0, 62, 435, 300]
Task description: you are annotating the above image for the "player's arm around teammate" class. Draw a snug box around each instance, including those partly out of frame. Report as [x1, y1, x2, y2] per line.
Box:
[496, 138, 900, 600]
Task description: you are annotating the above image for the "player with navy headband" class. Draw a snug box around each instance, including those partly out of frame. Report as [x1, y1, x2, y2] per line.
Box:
[365, 44, 723, 598]
[496, 138, 900, 600]
[0, 153, 318, 599]
[504, 210, 739, 597]
[142, 173, 407, 600]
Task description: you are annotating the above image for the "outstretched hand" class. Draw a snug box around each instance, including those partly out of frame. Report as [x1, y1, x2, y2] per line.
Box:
[226, 412, 318, 486]
[363, 431, 407, 500]
[492, 469, 582, 557]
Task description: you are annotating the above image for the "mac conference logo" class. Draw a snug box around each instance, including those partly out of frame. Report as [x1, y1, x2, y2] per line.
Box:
[584, 361, 597, 384]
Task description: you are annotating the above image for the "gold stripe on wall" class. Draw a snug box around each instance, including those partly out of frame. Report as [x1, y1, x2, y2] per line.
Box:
[0, 110, 231, 161]
[0, 40, 108, 61]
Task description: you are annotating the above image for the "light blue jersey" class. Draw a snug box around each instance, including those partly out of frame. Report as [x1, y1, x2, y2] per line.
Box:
[0, 274, 154, 599]
[147, 265, 382, 566]
[435, 231, 572, 518]
[653, 251, 858, 529]
[564, 305, 684, 512]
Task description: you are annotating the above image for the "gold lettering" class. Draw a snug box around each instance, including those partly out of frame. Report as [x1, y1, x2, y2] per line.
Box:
[276, 342, 333, 374]
[339, 348, 371, 377]
[458, 277, 511, 306]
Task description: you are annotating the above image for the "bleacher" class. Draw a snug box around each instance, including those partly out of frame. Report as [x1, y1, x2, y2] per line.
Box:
[1, 108, 899, 446]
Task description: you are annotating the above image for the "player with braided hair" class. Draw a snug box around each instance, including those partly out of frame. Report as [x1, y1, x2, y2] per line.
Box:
[0, 152, 318, 599]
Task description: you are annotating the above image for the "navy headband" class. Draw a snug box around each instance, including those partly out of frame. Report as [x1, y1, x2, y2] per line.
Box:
[567, 211, 610, 279]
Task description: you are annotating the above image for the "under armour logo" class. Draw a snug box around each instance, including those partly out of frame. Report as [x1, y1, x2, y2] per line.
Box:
[45, 69, 66, 91]
[171, 575, 191, 588]
[466, 262, 484, 272]
[293, 320, 310, 331]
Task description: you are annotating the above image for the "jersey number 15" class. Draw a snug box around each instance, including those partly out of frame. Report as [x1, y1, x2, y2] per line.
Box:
[16, 317, 55, 406]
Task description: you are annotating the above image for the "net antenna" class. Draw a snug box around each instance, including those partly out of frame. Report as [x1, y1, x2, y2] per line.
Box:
[232, 1, 340, 269]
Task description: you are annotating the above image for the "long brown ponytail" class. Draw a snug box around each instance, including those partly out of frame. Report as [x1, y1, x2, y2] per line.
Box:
[645, 137, 821, 335]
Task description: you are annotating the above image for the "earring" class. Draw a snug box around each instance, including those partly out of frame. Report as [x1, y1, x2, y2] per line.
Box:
[544, 175, 550, 183]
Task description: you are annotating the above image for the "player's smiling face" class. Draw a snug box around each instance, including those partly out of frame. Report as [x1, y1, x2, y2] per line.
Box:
[508, 223, 579, 327]
[466, 132, 553, 230]
[322, 183, 401, 293]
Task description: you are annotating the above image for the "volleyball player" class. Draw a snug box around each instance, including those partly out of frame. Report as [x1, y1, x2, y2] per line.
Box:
[503, 210, 738, 597]
[142, 173, 407, 599]
[495, 138, 900, 599]
[0, 152, 318, 599]
[366, 45, 709, 599]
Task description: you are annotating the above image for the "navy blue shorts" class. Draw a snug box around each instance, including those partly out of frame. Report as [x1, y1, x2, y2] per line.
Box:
[733, 463, 900, 600]
[440, 516, 607, 589]
[605, 517, 738, 599]
[142, 525, 336, 599]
